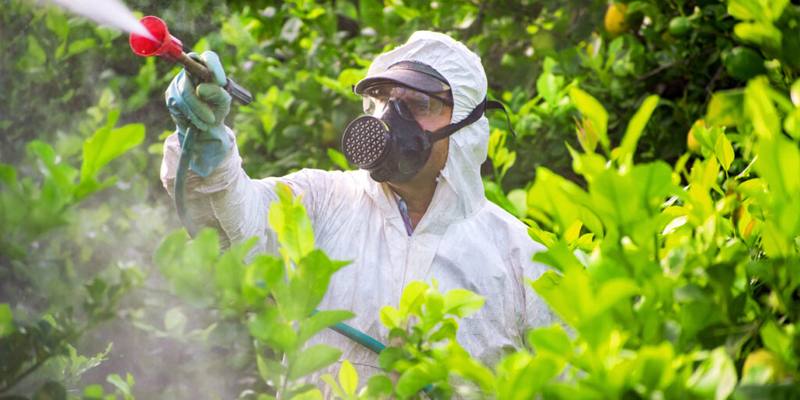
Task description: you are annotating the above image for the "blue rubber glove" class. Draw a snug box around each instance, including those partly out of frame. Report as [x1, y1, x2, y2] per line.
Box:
[165, 51, 233, 177]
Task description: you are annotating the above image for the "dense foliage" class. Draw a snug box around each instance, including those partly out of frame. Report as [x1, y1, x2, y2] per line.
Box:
[1, 0, 799, 399]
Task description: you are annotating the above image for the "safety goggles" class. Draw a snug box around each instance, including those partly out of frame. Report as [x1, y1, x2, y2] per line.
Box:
[361, 85, 453, 120]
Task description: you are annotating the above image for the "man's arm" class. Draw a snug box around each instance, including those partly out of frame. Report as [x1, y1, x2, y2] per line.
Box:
[161, 127, 280, 253]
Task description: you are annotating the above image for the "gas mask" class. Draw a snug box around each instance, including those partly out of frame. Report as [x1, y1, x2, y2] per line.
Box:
[341, 96, 492, 183]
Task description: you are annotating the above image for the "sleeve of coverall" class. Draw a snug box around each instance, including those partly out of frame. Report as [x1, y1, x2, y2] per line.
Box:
[160, 127, 282, 254]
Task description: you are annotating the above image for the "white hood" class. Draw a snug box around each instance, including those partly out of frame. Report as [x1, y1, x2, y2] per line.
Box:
[363, 31, 490, 220]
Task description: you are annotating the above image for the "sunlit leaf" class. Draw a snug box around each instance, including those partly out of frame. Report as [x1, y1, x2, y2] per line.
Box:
[80, 110, 145, 183]
[617, 95, 659, 167]
[269, 183, 315, 263]
[288, 344, 342, 380]
[569, 87, 609, 152]
[298, 310, 355, 344]
[338, 360, 358, 396]
[687, 348, 736, 400]
[714, 133, 735, 172]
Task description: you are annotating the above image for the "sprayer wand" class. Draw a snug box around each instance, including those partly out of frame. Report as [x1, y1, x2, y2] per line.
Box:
[129, 16, 252, 236]
[129, 16, 252, 104]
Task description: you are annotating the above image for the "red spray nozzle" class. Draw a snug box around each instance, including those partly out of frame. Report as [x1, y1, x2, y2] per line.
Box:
[128, 16, 253, 105]
[129, 16, 183, 61]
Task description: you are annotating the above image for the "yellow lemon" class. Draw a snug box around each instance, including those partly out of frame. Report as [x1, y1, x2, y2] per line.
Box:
[604, 3, 629, 37]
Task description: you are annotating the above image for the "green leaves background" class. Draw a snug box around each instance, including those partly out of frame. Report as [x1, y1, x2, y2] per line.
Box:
[2, 0, 800, 398]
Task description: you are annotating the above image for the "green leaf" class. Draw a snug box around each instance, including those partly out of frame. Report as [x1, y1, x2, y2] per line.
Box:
[727, 0, 786, 22]
[321, 374, 347, 399]
[27, 140, 79, 198]
[617, 95, 659, 167]
[537, 71, 560, 107]
[298, 310, 355, 344]
[288, 344, 342, 380]
[507, 189, 527, 218]
[532, 240, 584, 274]
[591, 278, 639, 318]
[155, 229, 218, 306]
[760, 321, 791, 357]
[0, 303, 14, 338]
[243, 255, 284, 305]
[0, 163, 16, 186]
[327, 148, 350, 170]
[442, 342, 495, 391]
[360, 0, 384, 31]
[714, 133, 735, 172]
[45, 11, 69, 42]
[338, 68, 367, 89]
[755, 135, 800, 200]
[443, 288, 485, 318]
[338, 360, 358, 396]
[17, 36, 46, 71]
[590, 161, 675, 235]
[365, 375, 393, 397]
[526, 167, 591, 234]
[83, 384, 105, 398]
[495, 352, 537, 400]
[569, 87, 609, 152]
[66, 38, 97, 58]
[734, 22, 782, 49]
[527, 324, 572, 356]
[249, 308, 296, 352]
[269, 183, 315, 263]
[399, 281, 428, 315]
[379, 306, 402, 329]
[396, 364, 434, 398]
[727, 0, 756, 20]
[531, 270, 581, 326]
[687, 348, 737, 400]
[215, 238, 256, 310]
[288, 387, 323, 400]
[378, 347, 404, 371]
[706, 89, 744, 127]
[107, 373, 134, 397]
[284, 250, 348, 319]
[633, 343, 675, 391]
[745, 77, 780, 139]
[257, 353, 285, 382]
[80, 110, 145, 182]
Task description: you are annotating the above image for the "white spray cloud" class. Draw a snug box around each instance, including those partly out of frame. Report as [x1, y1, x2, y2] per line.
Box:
[46, 0, 154, 40]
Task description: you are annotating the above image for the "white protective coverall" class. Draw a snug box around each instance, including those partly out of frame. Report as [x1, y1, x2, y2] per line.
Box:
[161, 31, 555, 383]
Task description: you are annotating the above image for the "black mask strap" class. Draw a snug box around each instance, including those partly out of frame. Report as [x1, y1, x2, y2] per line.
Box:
[487, 99, 516, 137]
[429, 98, 515, 142]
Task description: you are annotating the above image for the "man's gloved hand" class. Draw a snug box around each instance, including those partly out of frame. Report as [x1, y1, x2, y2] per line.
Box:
[165, 51, 233, 177]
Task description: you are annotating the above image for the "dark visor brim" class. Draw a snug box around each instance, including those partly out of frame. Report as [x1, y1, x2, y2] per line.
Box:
[354, 69, 451, 95]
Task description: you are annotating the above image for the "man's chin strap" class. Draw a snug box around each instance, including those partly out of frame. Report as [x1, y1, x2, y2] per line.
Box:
[429, 98, 515, 142]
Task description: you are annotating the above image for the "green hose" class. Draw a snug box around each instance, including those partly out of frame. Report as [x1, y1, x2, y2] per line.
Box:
[175, 127, 198, 237]
[330, 321, 386, 354]
[308, 310, 386, 354]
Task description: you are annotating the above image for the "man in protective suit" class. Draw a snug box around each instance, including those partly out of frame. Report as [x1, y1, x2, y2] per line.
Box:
[161, 31, 555, 381]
